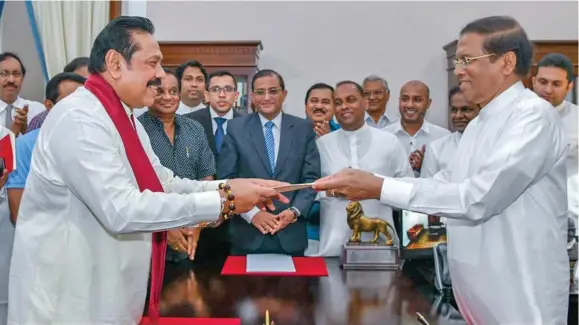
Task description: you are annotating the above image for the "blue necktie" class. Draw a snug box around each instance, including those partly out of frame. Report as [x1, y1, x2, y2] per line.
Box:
[214, 117, 226, 153]
[264, 121, 276, 174]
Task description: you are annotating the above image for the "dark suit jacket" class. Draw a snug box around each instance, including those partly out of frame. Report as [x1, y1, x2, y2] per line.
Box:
[184, 107, 242, 156]
[217, 112, 321, 254]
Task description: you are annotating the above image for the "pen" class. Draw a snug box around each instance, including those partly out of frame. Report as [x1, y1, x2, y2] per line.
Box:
[186, 147, 189, 158]
[416, 312, 430, 325]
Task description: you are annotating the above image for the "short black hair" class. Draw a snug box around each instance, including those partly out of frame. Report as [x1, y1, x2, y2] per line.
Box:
[88, 16, 155, 74]
[460, 16, 533, 78]
[175, 60, 207, 86]
[449, 86, 462, 103]
[63, 57, 89, 73]
[252, 69, 285, 91]
[45, 72, 86, 104]
[305, 83, 334, 104]
[537, 53, 574, 83]
[206, 70, 237, 90]
[0, 52, 26, 76]
[335, 80, 364, 96]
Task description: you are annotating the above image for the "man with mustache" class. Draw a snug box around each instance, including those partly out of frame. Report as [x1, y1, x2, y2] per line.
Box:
[0, 52, 46, 136]
[7, 17, 289, 325]
[420, 86, 480, 178]
[313, 16, 569, 325]
[362, 75, 396, 128]
[305, 81, 412, 257]
[176, 60, 207, 115]
[532, 53, 578, 235]
[304, 83, 340, 138]
[383, 80, 450, 176]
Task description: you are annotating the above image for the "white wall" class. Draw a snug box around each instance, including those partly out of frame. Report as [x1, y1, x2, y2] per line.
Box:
[148, 1, 578, 128]
[1, 1, 45, 102]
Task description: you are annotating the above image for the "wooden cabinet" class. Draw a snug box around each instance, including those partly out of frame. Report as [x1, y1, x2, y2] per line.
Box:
[159, 41, 263, 114]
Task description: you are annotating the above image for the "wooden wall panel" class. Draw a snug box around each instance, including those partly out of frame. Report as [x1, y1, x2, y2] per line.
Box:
[109, 0, 122, 21]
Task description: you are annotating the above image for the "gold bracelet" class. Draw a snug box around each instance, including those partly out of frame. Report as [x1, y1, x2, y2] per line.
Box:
[218, 182, 236, 220]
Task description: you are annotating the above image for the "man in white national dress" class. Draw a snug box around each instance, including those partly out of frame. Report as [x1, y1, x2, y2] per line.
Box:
[312, 16, 569, 325]
[305, 81, 412, 257]
[8, 16, 289, 325]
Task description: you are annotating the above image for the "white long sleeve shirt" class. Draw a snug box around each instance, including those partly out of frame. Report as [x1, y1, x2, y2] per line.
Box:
[8, 87, 224, 325]
[378, 82, 569, 325]
[420, 132, 462, 178]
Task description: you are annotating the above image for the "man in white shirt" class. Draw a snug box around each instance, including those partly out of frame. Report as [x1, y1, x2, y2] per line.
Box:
[8, 16, 288, 325]
[305, 81, 412, 257]
[532, 53, 578, 233]
[313, 16, 569, 325]
[175, 60, 207, 114]
[383, 80, 450, 176]
[362, 75, 397, 128]
[0, 52, 46, 136]
[420, 87, 480, 178]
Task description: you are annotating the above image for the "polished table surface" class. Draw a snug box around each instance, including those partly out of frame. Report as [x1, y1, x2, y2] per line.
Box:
[153, 257, 466, 325]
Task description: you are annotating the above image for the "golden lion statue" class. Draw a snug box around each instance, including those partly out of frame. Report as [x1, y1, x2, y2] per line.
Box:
[346, 201, 395, 246]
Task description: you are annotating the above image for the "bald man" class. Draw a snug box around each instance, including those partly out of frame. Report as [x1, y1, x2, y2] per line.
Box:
[383, 80, 450, 176]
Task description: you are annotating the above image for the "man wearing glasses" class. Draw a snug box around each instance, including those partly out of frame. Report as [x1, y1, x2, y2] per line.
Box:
[218, 69, 321, 256]
[0, 52, 46, 136]
[362, 75, 397, 128]
[186, 71, 242, 157]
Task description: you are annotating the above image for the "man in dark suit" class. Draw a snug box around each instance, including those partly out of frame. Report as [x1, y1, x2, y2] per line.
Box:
[184, 71, 242, 261]
[218, 69, 321, 256]
[185, 71, 242, 157]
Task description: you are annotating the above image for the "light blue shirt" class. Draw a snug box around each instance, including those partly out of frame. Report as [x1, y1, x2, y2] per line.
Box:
[6, 129, 40, 190]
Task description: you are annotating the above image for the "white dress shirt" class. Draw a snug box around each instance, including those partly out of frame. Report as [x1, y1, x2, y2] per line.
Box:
[420, 132, 462, 178]
[364, 111, 397, 129]
[209, 106, 234, 135]
[556, 100, 578, 231]
[383, 119, 451, 155]
[305, 124, 413, 257]
[0, 97, 46, 128]
[8, 87, 225, 325]
[241, 112, 282, 223]
[377, 82, 569, 325]
[176, 101, 205, 115]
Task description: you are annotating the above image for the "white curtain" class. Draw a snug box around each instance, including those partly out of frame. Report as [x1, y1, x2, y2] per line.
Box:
[32, 0, 109, 78]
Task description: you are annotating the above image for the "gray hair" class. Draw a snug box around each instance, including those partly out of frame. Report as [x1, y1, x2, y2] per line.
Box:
[363, 75, 389, 91]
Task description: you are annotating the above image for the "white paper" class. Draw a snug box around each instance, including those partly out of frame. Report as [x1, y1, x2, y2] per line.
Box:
[246, 254, 296, 273]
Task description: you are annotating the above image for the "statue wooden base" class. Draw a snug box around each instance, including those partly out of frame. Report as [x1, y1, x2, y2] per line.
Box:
[340, 242, 400, 270]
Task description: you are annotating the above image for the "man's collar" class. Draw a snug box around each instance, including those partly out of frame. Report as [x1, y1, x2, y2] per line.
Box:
[209, 106, 234, 120]
[0, 97, 23, 110]
[555, 101, 567, 112]
[392, 119, 430, 135]
[479, 81, 525, 120]
[258, 111, 282, 127]
[364, 111, 394, 123]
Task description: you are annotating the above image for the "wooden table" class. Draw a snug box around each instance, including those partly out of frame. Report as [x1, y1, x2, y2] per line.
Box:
[153, 257, 466, 325]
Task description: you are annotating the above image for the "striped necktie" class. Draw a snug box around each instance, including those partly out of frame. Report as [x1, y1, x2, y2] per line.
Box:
[264, 121, 276, 174]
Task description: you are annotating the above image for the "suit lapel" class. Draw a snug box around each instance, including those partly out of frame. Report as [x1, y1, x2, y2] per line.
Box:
[249, 114, 272, 175]
[200, 108, 217, 155]
[274, 113, 294, 178]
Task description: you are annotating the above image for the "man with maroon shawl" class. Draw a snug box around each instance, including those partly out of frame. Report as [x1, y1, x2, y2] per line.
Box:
[7, 16, 288, 325]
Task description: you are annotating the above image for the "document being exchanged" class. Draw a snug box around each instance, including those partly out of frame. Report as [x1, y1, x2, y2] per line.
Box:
[272, 183, 314, 193]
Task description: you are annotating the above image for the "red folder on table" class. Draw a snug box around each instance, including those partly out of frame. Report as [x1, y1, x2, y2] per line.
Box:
[139, 317, 240, 325]
[221, 256, 328, 276]
[0, 127, 16, 172]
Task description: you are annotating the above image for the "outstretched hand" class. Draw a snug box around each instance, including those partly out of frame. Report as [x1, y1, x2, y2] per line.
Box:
[226, 179, 290, 213]
[312, 168, 383, 201]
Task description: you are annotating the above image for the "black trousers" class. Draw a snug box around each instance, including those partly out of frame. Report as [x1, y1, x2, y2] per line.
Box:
[231, 235, 304, 256]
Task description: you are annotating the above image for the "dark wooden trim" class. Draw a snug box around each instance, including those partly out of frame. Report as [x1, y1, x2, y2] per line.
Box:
[109, 0, 122, 21]
[159, 41, 263, 68]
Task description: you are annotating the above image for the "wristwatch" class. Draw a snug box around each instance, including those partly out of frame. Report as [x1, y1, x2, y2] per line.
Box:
[288, 207, 301, 222]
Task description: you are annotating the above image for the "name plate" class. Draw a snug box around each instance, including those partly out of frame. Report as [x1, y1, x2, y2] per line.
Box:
[340, 242, 400, 270]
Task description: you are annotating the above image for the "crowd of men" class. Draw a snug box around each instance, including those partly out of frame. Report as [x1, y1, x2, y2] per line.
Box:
[0, 14, 576, 325]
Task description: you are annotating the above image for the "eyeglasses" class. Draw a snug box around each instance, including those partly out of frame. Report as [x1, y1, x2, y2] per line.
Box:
[0, 71, 23, 78]
[209, 86, 236, 94]
[452, 54, 495, 68]
[363, 90, 388, 98]
[253, 88, 282, 98]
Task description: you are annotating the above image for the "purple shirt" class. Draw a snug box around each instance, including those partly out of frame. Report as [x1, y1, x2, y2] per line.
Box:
[26, 110, 49, 133]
